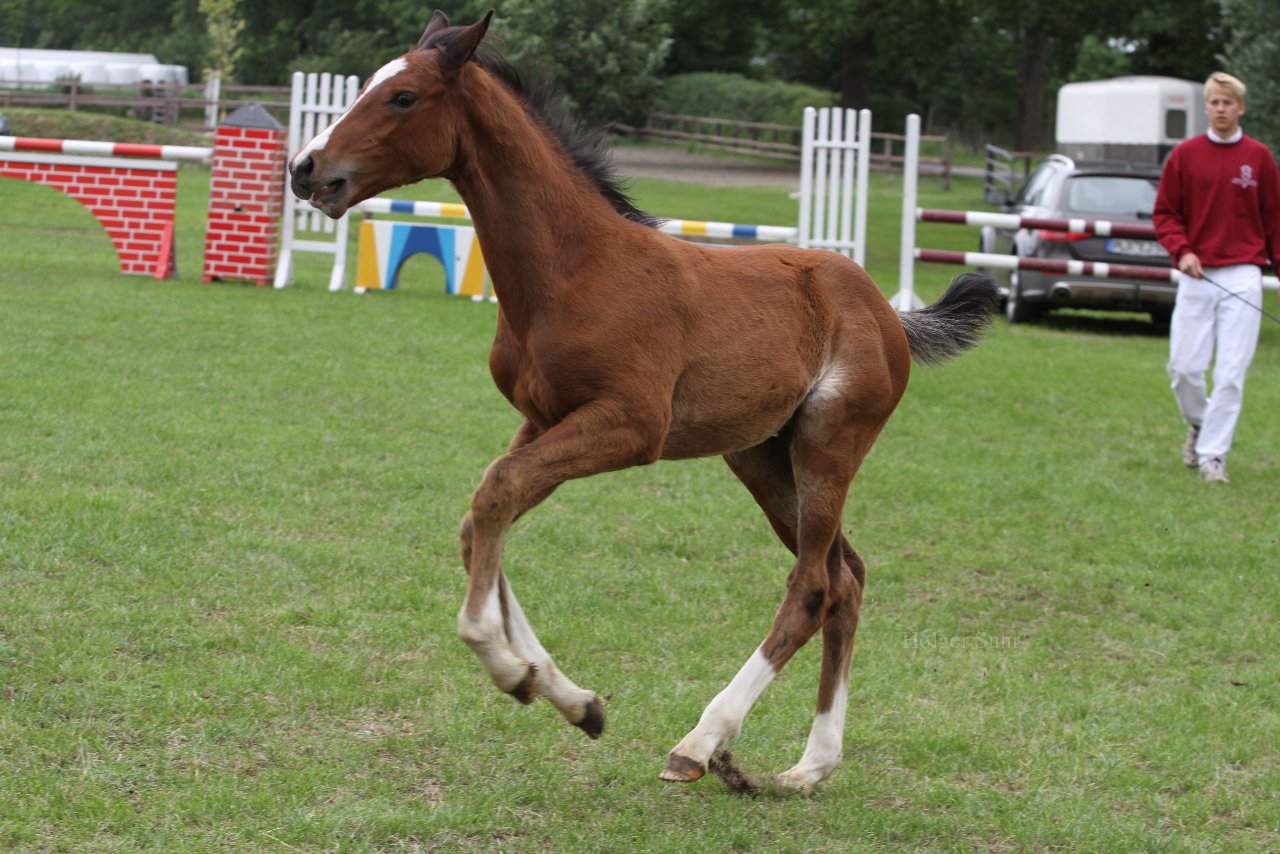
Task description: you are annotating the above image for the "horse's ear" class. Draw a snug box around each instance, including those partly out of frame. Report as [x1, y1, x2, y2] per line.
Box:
[416, 10, 450, 51]
[436, 10, 493, 69]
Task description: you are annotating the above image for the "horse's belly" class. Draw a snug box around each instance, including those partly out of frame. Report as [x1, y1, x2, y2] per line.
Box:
[660, 376, 808, 460]
[660, 420, 787, 460]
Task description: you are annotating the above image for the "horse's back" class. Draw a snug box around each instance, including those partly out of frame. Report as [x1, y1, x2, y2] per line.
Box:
[654, 240, 910, 459]
[676, 240, 908, 377]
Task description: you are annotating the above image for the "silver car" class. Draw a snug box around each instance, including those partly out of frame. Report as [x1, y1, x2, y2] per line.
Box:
[981, 154, 1174, 328]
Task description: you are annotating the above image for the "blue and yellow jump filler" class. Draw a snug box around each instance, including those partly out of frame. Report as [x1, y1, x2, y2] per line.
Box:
[355, 218, 488, 296]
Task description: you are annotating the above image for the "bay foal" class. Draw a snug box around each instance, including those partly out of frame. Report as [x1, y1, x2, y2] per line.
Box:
[290, 11, 1000, 788]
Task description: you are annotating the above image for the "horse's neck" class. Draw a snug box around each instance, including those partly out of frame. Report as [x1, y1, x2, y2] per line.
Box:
[447, 80, 632, 330]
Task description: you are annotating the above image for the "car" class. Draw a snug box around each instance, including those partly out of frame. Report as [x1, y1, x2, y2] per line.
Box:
[980, 154, 1174, 328]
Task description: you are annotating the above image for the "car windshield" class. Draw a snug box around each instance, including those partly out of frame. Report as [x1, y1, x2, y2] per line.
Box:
[1062, 175, 1159, 218]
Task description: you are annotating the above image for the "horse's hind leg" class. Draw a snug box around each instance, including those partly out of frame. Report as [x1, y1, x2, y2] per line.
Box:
[661, 437, 799, 782]
[662, 412, 875, 788]
[775, 533, 864, 789]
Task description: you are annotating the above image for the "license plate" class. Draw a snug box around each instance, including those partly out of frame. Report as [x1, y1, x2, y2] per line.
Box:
[1107, 238, 1165, 258]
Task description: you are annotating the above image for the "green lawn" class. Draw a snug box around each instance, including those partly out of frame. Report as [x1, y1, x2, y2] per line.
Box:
[1, 159, 1278, 853]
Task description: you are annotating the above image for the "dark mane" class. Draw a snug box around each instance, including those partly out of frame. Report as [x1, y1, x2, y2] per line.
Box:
[424, 25, 659, 228]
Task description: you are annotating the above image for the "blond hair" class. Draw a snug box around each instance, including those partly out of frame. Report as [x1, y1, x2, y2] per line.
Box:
[1205, 72, 1246, 105]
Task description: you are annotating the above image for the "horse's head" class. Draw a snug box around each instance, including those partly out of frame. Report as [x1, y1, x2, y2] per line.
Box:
[289, 10, 491, 218]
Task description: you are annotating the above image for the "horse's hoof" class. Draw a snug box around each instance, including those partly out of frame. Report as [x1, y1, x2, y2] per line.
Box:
[504, 664, 538, 705]
[573, 695, 605, 739]
[774, 764, 831, 791]
[659, 753, 706, 783]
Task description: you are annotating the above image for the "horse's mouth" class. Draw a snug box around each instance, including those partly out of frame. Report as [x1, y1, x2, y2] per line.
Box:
[309, 179, 346, 206]
[300, 178, 349, 218]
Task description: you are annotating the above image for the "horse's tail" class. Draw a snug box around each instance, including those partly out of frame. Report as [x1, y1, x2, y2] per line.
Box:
[898, 272, 1001, 366]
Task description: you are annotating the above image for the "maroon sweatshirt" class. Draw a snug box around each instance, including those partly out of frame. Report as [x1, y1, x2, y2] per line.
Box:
[1153, 132, 1280, 272]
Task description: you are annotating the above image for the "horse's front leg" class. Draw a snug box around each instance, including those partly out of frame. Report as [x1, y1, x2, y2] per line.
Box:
[457, 406, 665, 736]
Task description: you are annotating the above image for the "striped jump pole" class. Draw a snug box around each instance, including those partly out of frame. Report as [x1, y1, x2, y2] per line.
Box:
[914, 249, 1178, 282]
[912, 211, 1278, 292]
[0, 135, 212, 161]
[348, 200, 801, 301]
[354, 197, 471, 220]
[355, 196, 800, 245]
[0, 134, 213, 278]
[896, 116, 1280, 295]
[917, 209, 1157, 239]
[657, 219, 798, 243]
[350, 197, 801, 300]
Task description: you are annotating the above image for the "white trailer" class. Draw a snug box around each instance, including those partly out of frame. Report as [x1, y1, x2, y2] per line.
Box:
[1055, 76, 1206, 164]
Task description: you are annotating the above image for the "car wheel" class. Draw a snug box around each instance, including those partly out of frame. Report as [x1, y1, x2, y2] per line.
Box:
[1005, 275, 1042, 324]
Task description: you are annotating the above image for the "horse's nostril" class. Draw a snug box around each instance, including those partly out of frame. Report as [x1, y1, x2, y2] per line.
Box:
[294, 155, 314, 182]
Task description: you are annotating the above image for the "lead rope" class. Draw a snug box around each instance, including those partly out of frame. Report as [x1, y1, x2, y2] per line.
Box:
[1191, 271, 1280, 326]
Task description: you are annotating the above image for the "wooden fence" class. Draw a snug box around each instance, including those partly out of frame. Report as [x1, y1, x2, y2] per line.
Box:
[620, 112, 954, 189]
[2, 91, 957, 188]
[0, 80, 292, 130]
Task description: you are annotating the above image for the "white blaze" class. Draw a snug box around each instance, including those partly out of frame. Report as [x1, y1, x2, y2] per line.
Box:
[292, 57, 409, 167]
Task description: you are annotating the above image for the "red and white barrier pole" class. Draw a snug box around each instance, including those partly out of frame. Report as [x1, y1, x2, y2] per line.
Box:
[914, 249, 1178, 282]
[0, 135, 211, 162]
[917, 208, 1157, 239]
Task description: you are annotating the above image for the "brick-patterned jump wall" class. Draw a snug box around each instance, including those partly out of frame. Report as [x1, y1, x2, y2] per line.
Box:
[202, 104, 287, 286]
[0, 151, 180, 277]
[0, 136, 212, 279]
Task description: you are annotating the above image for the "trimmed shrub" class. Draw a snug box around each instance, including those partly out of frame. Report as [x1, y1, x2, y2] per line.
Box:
[655, 73, 838, 126]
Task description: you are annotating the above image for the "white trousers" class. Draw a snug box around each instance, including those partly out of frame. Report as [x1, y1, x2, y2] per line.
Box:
[1167, 264, 1263, 464]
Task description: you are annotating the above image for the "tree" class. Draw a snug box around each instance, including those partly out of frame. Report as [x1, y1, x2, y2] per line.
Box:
[762, 1, 1011, 139]
[663, 0, 773, 77]
[1126, 0, 1224, 80]
[1219, 0, 1280, 155]
[199, 0, 242, 80]
[497, 0, 673, 127]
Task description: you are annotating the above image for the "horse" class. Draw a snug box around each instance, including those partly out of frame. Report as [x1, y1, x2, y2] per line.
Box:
[289, 10, 1000, 790]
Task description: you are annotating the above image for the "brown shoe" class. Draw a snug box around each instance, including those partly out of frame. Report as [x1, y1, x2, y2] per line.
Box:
[1182, 425, 1200, 468]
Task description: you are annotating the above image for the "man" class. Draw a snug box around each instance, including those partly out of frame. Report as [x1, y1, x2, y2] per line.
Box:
[1153, 72, 1280, 483]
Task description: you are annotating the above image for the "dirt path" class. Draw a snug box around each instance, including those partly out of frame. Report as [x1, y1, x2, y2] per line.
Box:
[610, 143, 983, 191]
[609, 145, 801, 191]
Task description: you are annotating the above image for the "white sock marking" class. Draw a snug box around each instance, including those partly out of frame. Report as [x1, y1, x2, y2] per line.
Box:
[779, 676, 850, 787]
[669, 646, 776, 765]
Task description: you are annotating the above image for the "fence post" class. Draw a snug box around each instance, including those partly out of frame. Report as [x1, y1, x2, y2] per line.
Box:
[797, 107, 816, 250]
[943, 135, 953, 192]
[854, 109, 871, 267]
[203, 74, 221, 129]
[891, 113, 924, 312]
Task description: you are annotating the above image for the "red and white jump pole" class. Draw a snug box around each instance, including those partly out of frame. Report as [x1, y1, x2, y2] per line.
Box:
[2, 117, 289, 286]
[0, 134, 212, 278]
[0, 135, 212, 161]
[917, 209, 1157, 240]
[895, 120, 1279, 295]
[914, 249, 1179, 282]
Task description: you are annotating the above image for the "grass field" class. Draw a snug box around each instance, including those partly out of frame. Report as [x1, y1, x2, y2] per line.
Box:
[1, 155, 1278, 853]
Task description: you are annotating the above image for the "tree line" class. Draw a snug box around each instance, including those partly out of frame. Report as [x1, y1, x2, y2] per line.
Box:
[2, 0, 1276, 152]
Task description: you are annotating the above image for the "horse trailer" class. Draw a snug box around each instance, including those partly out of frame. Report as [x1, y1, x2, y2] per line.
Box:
[1055, 76, 1206, 165]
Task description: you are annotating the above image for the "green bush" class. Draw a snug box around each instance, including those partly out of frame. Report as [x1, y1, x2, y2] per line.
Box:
[499, 0, 673, 128]
[654, 72, 838, 126]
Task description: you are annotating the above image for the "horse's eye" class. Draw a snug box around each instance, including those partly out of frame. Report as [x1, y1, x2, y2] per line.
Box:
[392, 91, 417, 109]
